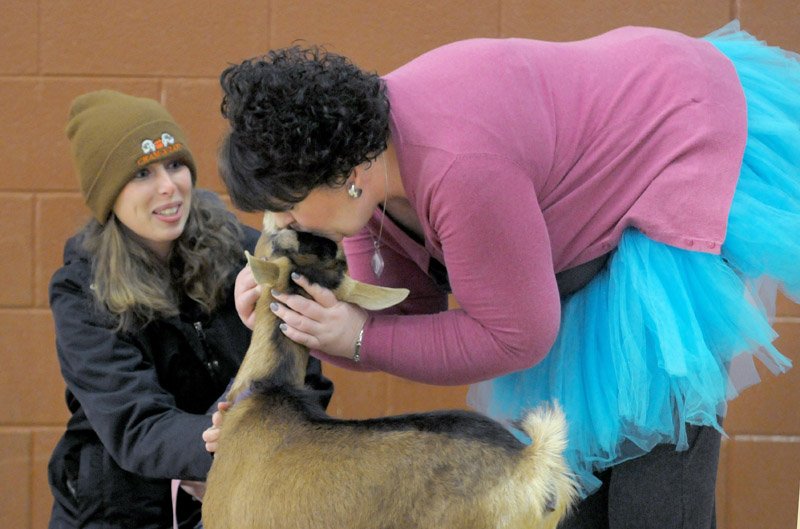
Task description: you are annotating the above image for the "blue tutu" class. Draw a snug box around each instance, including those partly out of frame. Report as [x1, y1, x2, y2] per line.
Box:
[468, 20, 799, 496]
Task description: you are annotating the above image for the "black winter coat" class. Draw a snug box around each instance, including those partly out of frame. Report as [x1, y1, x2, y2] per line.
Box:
[47, 220, 333, 529]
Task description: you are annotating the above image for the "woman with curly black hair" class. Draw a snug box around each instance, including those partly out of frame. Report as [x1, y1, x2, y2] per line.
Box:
[217, 23, 800, 528]
[219, 46, 390, 215]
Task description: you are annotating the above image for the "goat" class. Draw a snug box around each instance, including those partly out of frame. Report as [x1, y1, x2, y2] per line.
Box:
[201, 219, 578, 529]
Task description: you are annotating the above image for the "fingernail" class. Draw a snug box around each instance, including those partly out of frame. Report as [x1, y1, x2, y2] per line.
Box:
[279, 323, 288, 332]
[270, 302, 279, 312]
[291, 272, 301, 281]
[271, 289, 281, 297]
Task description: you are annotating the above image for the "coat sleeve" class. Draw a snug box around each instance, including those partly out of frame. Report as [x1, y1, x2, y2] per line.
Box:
[49, 264, 215, 481]
[344, 155, 562, 385]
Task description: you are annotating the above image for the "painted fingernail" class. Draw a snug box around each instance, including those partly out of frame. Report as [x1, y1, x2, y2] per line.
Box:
[279, 323, 288, 332]
[291, 272, 301, 281]
[270, 302, 279, 312]
[271, 289, 281, 297]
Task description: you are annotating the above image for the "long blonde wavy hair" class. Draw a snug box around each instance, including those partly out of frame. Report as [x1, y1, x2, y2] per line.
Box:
[80, 190, 244, 331]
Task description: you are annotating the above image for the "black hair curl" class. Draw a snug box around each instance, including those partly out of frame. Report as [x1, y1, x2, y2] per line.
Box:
[219, 46, 390, 212]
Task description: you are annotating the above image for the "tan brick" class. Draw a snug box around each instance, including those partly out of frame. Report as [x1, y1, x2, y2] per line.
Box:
[0, 79, 160, 192]
[270, 0, 501, 72]
[0, 0, 38, 74]
[0, 430, 31, 528]
[777, 292, 800, 318]
[35, 194, 89, 307]
[501, 0, 730, 41]
[162, 80, 229, 194]
[40, 0, 270, 76]
[724, 439, 800, 529]
[324, 365, 389, 419]
[386, 377, 468, 415]
[32, 429, 63, 529]
[739, 1, 800, 51]
[0, 81, 52, 190]
[0, 310, 67, 425]
[726, 322, 800, 435]
[0, 194, 34, 306]
[326, 367, 467, 419]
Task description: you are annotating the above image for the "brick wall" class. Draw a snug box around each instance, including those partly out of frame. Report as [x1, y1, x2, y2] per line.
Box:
[1, 2, 797, 528]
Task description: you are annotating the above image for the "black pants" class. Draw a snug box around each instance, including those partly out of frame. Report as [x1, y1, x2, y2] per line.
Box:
[559, 424, 721, 529]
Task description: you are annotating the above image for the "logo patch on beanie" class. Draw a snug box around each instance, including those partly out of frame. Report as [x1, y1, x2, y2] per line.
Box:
[137, 132, 184, 166]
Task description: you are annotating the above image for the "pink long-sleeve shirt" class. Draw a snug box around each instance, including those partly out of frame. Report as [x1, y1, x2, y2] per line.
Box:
[316, 27, 747, 385]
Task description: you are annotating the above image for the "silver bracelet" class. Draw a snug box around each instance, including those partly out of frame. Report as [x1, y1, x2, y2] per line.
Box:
[353, 326, 365, 363]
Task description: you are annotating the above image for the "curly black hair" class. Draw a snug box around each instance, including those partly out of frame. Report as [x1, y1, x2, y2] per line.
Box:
[219, 46, 390, 212]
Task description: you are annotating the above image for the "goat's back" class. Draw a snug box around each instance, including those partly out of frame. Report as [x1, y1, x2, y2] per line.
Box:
[203, 388, 575, 529]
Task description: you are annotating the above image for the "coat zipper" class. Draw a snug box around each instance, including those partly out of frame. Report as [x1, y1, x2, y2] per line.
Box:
[193, 321, 221, 377]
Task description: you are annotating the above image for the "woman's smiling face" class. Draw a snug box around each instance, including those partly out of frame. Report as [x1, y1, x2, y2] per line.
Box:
[112, 158, 193, 259]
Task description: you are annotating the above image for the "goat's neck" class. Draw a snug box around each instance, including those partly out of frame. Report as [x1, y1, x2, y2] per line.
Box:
[227, 267, 308, 403]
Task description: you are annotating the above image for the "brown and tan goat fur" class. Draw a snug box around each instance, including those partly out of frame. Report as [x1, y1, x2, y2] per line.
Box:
[201, 218, 578, 529]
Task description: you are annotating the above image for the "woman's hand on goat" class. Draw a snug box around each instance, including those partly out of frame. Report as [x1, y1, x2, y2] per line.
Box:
[202, 401, 230, 453]
[234, 265, 262, 330]
[271, 272, 368, 360]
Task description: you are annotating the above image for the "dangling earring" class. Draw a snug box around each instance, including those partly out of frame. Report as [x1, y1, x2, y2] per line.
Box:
[371, 157, 389, 278]
[348, 182, 363, 198]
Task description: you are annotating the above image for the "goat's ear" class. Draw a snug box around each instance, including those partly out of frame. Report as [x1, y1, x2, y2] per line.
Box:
[336, 276, 410, 310]
[245, 251, 281, 285]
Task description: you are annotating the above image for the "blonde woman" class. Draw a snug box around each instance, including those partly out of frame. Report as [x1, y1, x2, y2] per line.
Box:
[47, 90, 332, 529]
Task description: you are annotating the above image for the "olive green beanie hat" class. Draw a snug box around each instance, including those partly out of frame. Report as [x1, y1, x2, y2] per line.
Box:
[66, 90, 197, 223]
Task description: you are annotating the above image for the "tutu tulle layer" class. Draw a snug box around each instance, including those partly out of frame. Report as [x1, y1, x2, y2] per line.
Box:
[467, 21, 799, 496]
